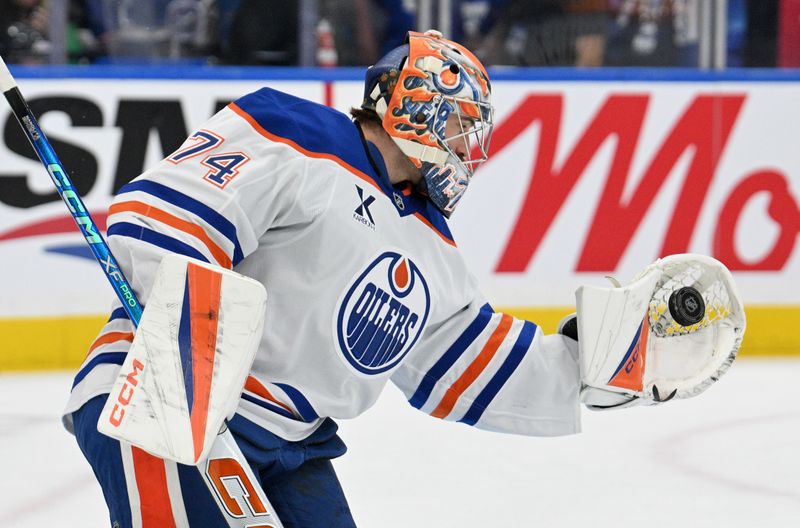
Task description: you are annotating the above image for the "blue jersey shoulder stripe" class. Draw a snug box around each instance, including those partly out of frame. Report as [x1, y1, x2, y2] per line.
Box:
[118, 180, 244, 266]
[108, 222, 211, 264]
[72, 352, 127, 388]
[408, 303, 495, 409]
[403, 192, 454, 244]
[234, 87, 377, 179]
[274, 382, 320, 422]
[233, 88, 455, 245]
[458, 321, 537, 426]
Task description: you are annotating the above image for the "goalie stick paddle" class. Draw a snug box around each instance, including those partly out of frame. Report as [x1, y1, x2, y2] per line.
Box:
[0, 57, 283, 527]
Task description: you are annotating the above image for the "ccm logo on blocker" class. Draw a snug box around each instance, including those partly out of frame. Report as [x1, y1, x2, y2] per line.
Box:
[108, 358, 145, 427]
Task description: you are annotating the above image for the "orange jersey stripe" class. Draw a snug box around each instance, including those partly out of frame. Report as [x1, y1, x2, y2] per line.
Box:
[228, 102, 457, 248]
[245, 376, 296, 416]
[187, 263, 222, 462]
[88, 331, 134, 355]
[430, 314, 514, 419]
[109, 200, 232, 269]
[131, 446, 177, 528]
[412, 212, 457, 247]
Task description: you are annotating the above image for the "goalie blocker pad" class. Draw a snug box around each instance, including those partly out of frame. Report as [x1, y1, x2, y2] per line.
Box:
[577, 254, 745, 409]
[98, 255, 267, 465]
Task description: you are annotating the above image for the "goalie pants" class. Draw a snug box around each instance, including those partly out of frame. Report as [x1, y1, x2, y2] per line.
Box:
[73, 394, 356, 528]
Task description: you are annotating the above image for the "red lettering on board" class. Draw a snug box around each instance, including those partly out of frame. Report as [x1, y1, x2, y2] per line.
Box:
[489, 93, 747, 273]
[714, 170, 800, 270]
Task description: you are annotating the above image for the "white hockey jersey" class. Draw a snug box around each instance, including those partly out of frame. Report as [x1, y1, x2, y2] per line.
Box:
[63, 87, 581, 441]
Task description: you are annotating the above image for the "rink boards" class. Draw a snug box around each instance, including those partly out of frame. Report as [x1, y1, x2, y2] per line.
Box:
[0, 67, 797, 369]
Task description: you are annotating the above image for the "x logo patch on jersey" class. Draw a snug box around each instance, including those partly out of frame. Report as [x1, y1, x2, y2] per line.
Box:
[354, 186, 376, 225]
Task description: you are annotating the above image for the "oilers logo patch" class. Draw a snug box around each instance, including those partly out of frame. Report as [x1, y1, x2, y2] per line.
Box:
[335, 251, 430, 375]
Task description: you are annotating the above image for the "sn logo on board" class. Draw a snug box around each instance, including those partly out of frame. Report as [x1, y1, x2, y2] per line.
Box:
[335, 251, 430, 375]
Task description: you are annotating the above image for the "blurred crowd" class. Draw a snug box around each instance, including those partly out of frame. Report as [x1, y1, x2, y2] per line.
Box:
[0, 0, 787, 67]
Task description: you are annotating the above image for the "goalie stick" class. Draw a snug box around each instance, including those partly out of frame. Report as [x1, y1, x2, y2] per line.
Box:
[0, 57, 282, 527]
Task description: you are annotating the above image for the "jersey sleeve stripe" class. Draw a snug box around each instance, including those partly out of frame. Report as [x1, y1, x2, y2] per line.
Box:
[110, 200, 232, 269]
[244, 376, 297, 417]
[72, 351, 127, 388]
[458, 321, 538, 426]
[118, 180, 244, 265]
[108, 307, 130, 322]
[430, 314, 515, 419]
[108, 222, 211, 264]
[408, 303, 494, 410]
[241, 393, 298, 420]
[88, 331, 134, 355]
[274, 383, 320, 421]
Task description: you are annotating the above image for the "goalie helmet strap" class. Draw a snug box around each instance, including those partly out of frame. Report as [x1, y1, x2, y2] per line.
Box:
[392, 136, 450, 165]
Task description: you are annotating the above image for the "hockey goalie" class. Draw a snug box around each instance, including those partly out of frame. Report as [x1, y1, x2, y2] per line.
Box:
[53, 30, 745, 528]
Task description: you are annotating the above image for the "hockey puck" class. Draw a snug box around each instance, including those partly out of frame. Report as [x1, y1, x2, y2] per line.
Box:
[668, 287, 705, 326]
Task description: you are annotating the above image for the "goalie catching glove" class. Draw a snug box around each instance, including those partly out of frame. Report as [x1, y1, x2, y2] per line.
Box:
[563, 254, 745, 410]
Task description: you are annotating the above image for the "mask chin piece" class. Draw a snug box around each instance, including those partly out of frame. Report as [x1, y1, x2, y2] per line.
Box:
[420, 160, 470, 218]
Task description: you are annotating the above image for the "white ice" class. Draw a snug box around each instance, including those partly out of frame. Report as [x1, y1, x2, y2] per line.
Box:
[1, 359, 798, 527]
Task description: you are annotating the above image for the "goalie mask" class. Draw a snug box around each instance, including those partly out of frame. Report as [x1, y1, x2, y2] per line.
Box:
[362, 30, 493, 217]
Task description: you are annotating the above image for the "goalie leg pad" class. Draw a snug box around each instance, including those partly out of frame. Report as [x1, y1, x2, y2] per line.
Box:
[77, 395, 355, 527]
[76, 395, 201, 526]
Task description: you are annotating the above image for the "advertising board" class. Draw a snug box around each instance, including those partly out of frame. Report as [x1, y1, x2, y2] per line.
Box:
[0, 68, 796, 368]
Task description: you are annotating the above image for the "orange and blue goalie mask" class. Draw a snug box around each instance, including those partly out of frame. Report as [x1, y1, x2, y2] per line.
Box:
[363, 30, 493, 217]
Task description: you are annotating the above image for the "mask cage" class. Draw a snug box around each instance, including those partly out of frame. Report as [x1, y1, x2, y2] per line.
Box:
[431, 95, 493, 177]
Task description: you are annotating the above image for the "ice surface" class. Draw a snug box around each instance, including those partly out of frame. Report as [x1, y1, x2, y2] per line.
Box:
[1, 359, 798, 527]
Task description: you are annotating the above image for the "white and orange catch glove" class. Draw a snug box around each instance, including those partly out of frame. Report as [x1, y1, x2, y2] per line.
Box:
[566, 254, 746, 410]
